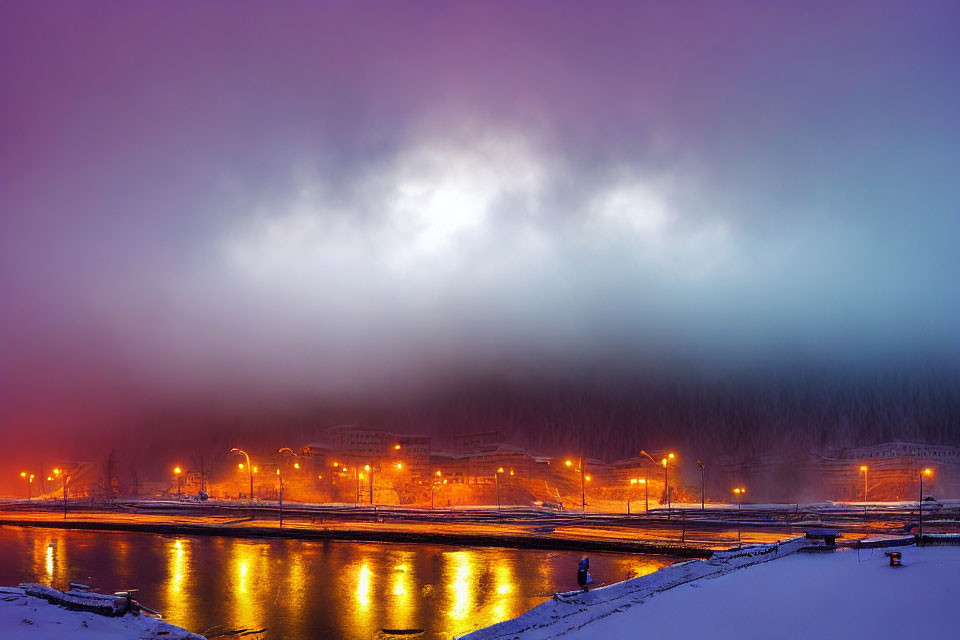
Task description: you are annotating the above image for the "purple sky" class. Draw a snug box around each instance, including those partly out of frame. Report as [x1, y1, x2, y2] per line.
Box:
[1, 1, 959, 464]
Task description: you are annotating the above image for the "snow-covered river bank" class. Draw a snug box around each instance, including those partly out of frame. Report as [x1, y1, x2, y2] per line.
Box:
[0, 587, 203, 640]
[462, 539, 960, 639]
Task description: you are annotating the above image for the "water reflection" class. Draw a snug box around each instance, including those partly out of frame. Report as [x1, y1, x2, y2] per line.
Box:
[446, 550, 474, 621]
[0, 527, 676, 640]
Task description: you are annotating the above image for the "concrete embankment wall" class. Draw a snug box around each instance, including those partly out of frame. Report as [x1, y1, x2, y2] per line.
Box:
[458, 536, 809, 640]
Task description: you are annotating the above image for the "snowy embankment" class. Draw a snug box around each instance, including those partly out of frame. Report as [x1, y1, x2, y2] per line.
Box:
[462, 537, 960, 639]
[0, 587, 204, 640]
[458, 536, 809, 639]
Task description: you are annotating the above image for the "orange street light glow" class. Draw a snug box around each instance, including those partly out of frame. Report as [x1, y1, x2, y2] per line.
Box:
[238, 463, 244, 470]
[364, 464, 371, 472]
[585, 475, 592, 481]
[565, 460, 572, 467]
[668, 453, 675, 459]
[435, 470, 442, 477]
[859, 465, 868, 472]
[394, 444, 401, 450]
[19, 472, 26, 478]
[497, 467, 504, 473]
[396, 463, 403, 470]
[293, 462, 300, 469]
[923, 468, 933, 476]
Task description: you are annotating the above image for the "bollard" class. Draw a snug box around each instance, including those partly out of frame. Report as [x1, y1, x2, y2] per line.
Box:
[884, 551, 902, 567]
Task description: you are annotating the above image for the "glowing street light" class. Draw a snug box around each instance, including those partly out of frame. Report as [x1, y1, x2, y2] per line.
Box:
[431, 470, 442, 509]
[859, 465, 868, 503]
[565, 458, 588, 515]
[640, 450, 675, 518]
[173, 466, 183, 498]
[229, 448, 254, 504]
[364, 464, 374, 505]
[733, 487, 746, 547]
[276, 467, 284, 528]
[697, 460, 705, 511]
[52, 467, 68, 519]
[495, 467, 505, 513]
[919, 468, 933, 546]
[19, 471, 34, 499]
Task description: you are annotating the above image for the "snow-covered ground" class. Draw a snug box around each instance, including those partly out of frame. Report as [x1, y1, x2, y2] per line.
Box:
[0, 588, 204, 639]
[462, 542, 959, 639]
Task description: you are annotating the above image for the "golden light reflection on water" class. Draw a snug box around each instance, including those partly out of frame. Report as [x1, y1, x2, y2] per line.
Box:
[162, 538, 192, 624]
[356, 563, 372, 608]
[4, 528, 678, 640]
[446, 550, 474, 621]
[490, 557, 518, 621]
[386, 552, 417, 631]
[228, 541, 270, 634]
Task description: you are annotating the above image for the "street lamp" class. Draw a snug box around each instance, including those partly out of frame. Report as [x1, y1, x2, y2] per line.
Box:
[173, 466, 183, 498]
[697, 460, 705, 511]
[276, 468, 284, 528]
[52, 468, 68, 520]
[919, 468, 933, 546]
[229, 448, 253, 504]
[495, 467, 505, 513]
[20, 471, 33, 500]
[364, 464, 373, 505]
[565, 457, 588, 515]
[859, 465, 868, 503]
[733, 487, 746, 548]
[640, 450, 674, 517]
[431, 470, 442, 509]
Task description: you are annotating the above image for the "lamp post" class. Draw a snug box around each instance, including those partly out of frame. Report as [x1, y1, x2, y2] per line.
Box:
[565, 458, 588, 515]
[19, 472, 34, 499]
[858, 465, 868, 503]
[229, 448, 253, 504]
[363, 465, 373, 505]
[495, 467, 505, 513]
[919, 468, 933, 546]
[52, 468, 67, 519]
[733, 487, 746, 548]
[173, 466, 183, 498]
[276, 468, 284, 528]
[640, 450, 674, 517]
[431, 470, 442, 509]
[697, 460, 705, 511]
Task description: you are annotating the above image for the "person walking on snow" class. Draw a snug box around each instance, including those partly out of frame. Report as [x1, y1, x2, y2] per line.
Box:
[577, 556, 590, 591]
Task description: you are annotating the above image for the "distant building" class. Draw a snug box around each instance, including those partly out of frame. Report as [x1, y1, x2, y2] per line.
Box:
[453, 430, 503, 453]
[819, 441, 960, 501]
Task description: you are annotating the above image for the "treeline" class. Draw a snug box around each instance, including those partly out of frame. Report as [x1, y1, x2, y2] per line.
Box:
[112, 361, 960, 479]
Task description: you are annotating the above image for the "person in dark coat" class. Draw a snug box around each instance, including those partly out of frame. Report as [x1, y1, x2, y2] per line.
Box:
[577, 556, 590, 591]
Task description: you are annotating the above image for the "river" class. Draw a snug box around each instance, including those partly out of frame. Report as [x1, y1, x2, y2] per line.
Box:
[0, 526, 675, 639]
